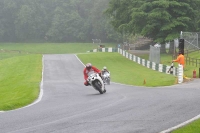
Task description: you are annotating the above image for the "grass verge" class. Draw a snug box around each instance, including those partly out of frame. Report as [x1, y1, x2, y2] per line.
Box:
[172, 119, 200, 133]
[0, 54, 42, 111]
[77, 52, 176, 87]
[0, 43, 116, 54]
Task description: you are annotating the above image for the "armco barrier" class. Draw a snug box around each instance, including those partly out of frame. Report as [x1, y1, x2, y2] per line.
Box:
[87, 47, 117, 52]
[118, 48, 180, 78]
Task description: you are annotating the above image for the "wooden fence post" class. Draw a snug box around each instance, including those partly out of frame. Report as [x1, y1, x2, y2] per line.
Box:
[199, 68, 200, 78]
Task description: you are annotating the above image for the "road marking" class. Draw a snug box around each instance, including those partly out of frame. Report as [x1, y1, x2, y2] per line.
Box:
[76, 54, 200, 133]
[160, 114, 200, 133]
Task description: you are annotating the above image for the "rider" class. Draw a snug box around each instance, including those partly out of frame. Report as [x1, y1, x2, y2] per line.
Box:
[101, 66, 110, 82]
[83, 63, 102, 86]
[101, 66, 109, 75]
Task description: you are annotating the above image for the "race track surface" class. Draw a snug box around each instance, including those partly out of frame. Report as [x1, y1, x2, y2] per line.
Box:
[0, 54, 200, 133]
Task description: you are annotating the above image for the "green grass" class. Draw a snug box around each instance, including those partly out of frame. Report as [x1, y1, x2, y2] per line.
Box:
[0, 43, 115, 110]
[0, 54, 42, 110]
[172, 119, 200, 133]
[0, 43, 117, 54]
[77, 52, 175, 87]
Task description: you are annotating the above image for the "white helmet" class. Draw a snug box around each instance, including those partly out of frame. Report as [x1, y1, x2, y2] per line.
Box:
[103, 66, 107, 69]
[86, 63, 92, 70]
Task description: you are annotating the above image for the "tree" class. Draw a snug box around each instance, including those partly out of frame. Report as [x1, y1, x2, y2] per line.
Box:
[105, 0, 200, 52]
[0, 0, 121, 42]
[0, 0, 19, 41]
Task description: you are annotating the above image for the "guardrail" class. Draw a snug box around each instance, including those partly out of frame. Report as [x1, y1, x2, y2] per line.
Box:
[87, 47, 117, 52]
[118, 48, 178, 76]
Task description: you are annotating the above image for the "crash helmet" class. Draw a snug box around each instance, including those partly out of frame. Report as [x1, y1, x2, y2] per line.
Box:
[103, 66, 107, 70]
[86, 63, 92, 70]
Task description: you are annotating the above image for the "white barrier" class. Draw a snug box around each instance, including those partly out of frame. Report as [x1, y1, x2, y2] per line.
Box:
[117, 48, 180, 78]
[178, 64, 183, 83]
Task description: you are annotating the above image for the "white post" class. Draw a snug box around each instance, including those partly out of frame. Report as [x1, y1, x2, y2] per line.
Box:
[180, 31, 183, 39]
[133, 55, 136, 62]
[129, 54, 132, 60]
[137, 57, 141, 64]
[152, 62, 156, 70]
[178, 64, 183, 83]
[147, 61, 150, 68]
[142, 59, 145, 66]
[159, 64, 163, 72]
[196, 33, 198, 48]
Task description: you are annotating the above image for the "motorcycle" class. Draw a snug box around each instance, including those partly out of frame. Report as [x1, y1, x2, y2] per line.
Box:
[87, 72, 106, 94]
[102, 71, 110, 85]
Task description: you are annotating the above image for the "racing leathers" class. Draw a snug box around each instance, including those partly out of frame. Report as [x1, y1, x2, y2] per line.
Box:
[83, 66, 101, 86]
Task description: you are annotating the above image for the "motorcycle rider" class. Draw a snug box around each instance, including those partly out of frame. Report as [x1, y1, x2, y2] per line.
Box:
[101, 66, 109, 75]
[83, 63, 102, 86]
[101, 66, 110, 83]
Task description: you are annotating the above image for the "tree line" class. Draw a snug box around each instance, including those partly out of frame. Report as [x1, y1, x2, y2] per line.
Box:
[0, 0, 121, 43]
[105, 0, 200, 46]
[1, 0, 200, 44]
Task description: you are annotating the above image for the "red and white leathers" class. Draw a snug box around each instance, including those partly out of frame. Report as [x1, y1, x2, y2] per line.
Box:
[83, 66, 101, 86]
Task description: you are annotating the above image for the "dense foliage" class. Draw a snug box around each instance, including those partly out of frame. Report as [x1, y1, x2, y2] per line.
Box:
[1, 0, 200, 44]
[0, 0, 121, 42]
[105, 0, 200, 44]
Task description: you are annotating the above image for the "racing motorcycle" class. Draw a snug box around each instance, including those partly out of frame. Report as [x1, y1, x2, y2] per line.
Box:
[102, 71, 110, 85]
[87, 72, 106, 94]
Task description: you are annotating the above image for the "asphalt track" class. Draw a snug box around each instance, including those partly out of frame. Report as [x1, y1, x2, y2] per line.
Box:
[0, 54, 200, 133]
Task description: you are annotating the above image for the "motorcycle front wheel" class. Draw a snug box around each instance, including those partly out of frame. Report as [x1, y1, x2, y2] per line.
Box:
[105, 78, 110, 85]
[93, 80, 104, 94]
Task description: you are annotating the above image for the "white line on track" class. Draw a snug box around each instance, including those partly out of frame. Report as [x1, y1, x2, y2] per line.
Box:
[75, 54, 85, 66]
[2, 54, 199, 132]
[160, 114, 200, 133]
[76, 54, 200, 133]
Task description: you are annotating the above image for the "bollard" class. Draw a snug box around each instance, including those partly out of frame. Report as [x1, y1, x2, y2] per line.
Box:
[143, 79, 146, 85]
[178, 64, 183, 83]
[193, 69, 196, 78]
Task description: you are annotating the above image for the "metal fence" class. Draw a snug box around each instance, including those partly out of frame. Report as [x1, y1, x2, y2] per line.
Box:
[92, 39, 101, 44]
[180, 31, 200, 52]
[180, 31, 200, 68]
[149, 45, 160, 64]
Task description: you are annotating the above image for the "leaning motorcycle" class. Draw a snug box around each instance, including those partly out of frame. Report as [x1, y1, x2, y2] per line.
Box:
[87, 72, 106, 94]
[102, 71, 110, 85]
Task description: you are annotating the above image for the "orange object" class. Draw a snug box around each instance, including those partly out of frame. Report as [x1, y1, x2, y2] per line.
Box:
[173, 54, 185, 68]
[193, 69, 196, 78]
[143, 79, 146, 85]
